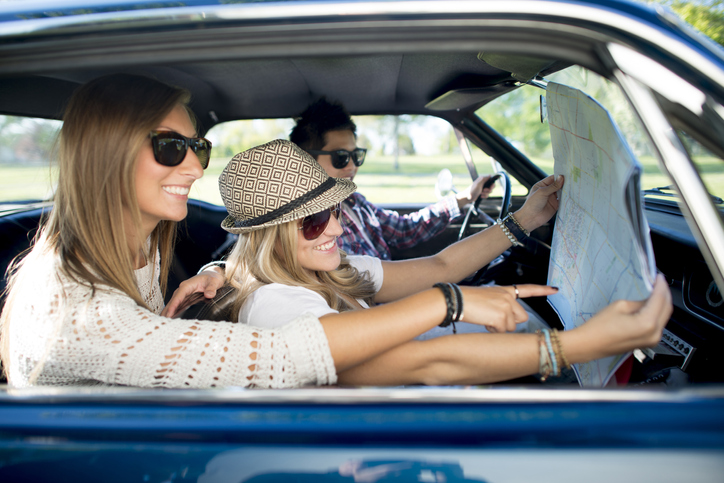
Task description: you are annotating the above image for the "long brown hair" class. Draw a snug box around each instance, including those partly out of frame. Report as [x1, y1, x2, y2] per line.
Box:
[226, 220, 377, 322]
[1, 74, 192, 372]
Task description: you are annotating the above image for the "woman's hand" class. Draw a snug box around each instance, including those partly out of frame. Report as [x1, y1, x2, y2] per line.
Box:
[565, 274, 672, 363]
[514, 174, 564, 233]
[161, 267, 225, 318]
[460, 284, 559, 333]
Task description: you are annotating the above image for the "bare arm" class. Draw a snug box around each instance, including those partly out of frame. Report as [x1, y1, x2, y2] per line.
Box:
[338, 274, 672, 386]
[376, 175, 564, 303]
[320, 284, 558, 372]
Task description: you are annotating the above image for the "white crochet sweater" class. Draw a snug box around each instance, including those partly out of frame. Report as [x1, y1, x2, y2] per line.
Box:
[4, 249, 337, 388]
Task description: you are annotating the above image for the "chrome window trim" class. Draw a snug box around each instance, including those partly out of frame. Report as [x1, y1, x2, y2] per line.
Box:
[2, 385, 724, 404]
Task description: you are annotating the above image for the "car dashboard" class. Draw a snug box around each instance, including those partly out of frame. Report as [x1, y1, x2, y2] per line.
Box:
[645, 200, 724, 383]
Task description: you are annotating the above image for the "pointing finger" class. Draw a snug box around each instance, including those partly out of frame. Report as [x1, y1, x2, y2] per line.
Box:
[503, 284, 559, 299]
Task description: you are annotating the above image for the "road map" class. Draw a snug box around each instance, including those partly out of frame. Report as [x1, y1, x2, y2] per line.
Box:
[545, 82, 657, 387]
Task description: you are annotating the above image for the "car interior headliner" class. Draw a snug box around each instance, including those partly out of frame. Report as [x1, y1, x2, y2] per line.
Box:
[0, 52, 566, 132]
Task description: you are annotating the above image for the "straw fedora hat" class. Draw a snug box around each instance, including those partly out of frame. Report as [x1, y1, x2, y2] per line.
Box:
[219, 139, 356, 234]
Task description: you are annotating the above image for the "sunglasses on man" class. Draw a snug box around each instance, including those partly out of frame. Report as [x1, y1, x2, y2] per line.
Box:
[307, 148, 366, 170]
[299, 204, 342, 240]
[150, 130, 212, 169]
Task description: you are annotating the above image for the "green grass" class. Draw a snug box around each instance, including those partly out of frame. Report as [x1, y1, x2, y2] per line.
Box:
[2, 154, 721, 207]
[0, 165, 58, 201]
[353, 154, 528, 203]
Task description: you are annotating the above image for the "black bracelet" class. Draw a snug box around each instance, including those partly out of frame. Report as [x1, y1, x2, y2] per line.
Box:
[433, 283, 454, 327]
[449, 283, 464, 334]
[450, 283, 464, 322]
[502, 214, 528, 246]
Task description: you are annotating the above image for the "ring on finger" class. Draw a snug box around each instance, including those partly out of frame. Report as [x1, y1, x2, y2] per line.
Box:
[513, 284, 519, 300]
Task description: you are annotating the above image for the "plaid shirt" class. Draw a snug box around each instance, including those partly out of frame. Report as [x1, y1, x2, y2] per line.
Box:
[338, 192, 461, 260]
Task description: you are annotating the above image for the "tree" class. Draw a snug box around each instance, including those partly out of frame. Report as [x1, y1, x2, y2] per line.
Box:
[647, 0, 724, 46]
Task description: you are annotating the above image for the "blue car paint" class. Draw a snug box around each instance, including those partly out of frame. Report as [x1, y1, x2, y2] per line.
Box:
[1, 0, 724, 480]
[1, 389, 724, 480]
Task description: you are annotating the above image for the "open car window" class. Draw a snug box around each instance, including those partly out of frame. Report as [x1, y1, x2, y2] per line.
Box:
[677, 130, 724, 205]
[205, 115, 508, 206]
[0, 115, 60, 209]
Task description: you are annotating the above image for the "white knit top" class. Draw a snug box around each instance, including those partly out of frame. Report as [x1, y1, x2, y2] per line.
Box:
[3, 248, 337, 389]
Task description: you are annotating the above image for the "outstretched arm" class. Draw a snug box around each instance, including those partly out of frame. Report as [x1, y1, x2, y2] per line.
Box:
[376, 175, 564, 303]
[320, 284, 557, 372]
[338, 274, 671, 386]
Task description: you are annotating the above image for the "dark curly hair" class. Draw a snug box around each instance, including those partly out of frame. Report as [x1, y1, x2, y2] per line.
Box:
[289, 97, 357, 155]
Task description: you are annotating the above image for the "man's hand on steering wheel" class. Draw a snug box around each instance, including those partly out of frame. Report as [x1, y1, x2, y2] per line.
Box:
[458, 171, 511, 242]
[455, 174, 495, 211]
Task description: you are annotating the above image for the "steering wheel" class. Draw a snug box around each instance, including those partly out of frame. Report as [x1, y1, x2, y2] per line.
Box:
[457, 171, 513, 286]
[458, 171, 512, 242]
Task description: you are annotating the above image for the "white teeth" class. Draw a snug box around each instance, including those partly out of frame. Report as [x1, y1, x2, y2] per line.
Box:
[163, 186, 190, 196]
[314, 241, 335, 251]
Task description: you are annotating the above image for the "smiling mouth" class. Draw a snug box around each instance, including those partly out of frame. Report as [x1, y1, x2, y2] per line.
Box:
[163, 186, 190, 196]
[314, 240, 336, 251]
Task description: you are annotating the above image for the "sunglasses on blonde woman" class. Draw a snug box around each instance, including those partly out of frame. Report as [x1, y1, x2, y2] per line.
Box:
[149, 130, 212, 169]
[299, 204, 342, 240]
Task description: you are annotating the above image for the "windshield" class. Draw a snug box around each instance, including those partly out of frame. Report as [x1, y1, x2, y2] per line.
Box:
[205, 115, 492, 206]
[475, 66, 724, 205]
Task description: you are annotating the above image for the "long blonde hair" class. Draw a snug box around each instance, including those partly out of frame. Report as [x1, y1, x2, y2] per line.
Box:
[1, 74, 192, 373]
[225, 220, 377, 321]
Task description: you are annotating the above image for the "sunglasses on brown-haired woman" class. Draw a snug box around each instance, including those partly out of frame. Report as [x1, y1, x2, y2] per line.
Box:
[299, 204, 342, 240]
[149, 130, 212, 169]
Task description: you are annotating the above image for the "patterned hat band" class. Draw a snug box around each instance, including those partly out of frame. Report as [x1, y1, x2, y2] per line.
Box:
[219, 139, 357, 235]
[231, 177, 336, 228]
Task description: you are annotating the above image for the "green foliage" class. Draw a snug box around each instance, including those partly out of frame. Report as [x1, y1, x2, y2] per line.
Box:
[208, 118, 295, 158]
[476, 66, 656, 160]
[647, 0, 724, 46]
[0, 116, 61, 165]
[355, 115, 427, 156]
[476, 86, 550, 157]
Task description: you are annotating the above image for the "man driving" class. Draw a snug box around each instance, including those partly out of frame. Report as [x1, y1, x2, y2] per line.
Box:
[290, 97, 494, 260]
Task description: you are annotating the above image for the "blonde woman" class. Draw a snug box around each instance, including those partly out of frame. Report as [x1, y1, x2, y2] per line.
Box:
[1, 74, 567, 389]
[220, 140, 672, 386]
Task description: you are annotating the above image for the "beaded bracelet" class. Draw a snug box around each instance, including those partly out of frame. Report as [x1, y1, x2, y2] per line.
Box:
[543, 329, 559, 377]
[498, 219, 523, 247]
[550, 328, 571, 370]
[537, 331, 553, 381]
[502, 214, 528, 245]
[537, 329, 571, 381]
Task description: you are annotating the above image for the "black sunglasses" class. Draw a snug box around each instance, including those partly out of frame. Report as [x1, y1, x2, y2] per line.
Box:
[299, 204, 341, 240]
[307, 148, 366, 169]
[149, 130, 212, 169]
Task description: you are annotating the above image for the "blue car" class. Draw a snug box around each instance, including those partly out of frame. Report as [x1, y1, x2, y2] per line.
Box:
[0, 1, 723, 481]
